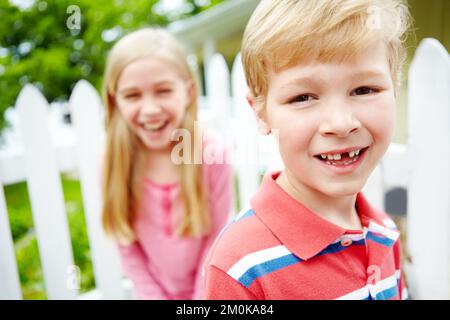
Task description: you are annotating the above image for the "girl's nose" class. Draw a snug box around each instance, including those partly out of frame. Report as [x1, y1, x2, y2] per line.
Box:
[319, 103, 361, 138]
[140, 96, 163, 116]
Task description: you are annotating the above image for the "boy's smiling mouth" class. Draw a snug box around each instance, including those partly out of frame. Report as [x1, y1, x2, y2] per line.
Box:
[314, 146, 370, 168]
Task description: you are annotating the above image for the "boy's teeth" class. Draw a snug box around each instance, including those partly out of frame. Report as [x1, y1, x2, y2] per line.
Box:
[325, 153, 343, 160]
[320, 148, 363, 161]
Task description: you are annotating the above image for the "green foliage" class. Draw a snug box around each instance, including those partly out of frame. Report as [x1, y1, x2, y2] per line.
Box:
[3, 181, 33, 241]
[15, 236, 47, 299]
[0, 0, 225, 130]
[62, 174, 95, 292]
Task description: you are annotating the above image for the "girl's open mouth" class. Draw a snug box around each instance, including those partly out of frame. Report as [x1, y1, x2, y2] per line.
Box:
[142, 120, 169, 133]
[314, 146, 370, 171]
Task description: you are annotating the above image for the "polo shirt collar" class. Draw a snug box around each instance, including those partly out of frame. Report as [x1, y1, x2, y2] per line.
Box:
[250, 171, 387, 261]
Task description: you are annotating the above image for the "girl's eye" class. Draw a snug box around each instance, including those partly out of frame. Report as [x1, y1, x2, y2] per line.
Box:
[289, 94, 315, 104]
[352, 86, 378, 96]
[157, 88, 173, 95]
[124, 93, 140, 99]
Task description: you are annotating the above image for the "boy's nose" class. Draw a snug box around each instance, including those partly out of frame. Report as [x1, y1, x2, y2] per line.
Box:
[319, 104, 361, 138]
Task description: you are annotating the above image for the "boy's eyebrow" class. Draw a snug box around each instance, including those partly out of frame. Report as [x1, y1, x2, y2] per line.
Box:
[349, 70, 390, 81]
[279, 69, 389, 91]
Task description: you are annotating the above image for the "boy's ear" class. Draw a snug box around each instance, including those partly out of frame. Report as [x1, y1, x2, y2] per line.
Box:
[246, 91, 271, 135]
[246, 92, 254, 108]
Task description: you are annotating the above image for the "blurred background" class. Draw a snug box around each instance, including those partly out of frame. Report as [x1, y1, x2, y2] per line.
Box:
[0, 0, 449, 300]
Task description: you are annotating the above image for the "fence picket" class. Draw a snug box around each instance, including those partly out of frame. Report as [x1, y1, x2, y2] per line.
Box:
[15, 84, 76, 299]
[0, 184, 22, 299]
[69, 80, 125, 299]
[407, 38, 450, 299]
[231, 53, 259, 208]
[206, 53, 230, 135]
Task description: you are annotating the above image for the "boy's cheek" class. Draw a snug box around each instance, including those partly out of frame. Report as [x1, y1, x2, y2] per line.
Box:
[367, 108, 396, 143]
[359, 98, 396, 140]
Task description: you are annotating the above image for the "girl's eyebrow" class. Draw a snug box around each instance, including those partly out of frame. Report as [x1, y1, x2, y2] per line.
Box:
[117, 81, 174, 94]
[117, 87, 139, 94]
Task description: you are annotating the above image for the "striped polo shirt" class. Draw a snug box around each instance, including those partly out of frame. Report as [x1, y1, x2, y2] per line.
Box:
[204, 172, 408, 300]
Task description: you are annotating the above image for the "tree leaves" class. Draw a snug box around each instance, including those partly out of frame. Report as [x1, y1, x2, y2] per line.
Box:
[0, 0, 224, 130]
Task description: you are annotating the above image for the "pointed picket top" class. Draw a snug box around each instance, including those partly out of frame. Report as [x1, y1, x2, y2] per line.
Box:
[69, 79, 124, 299]
[206, 53, 230, 97]
[407, 38, 450, 299]
[16, 84, 49, 124]
[231, 52, 257, 133]
[69, 79, 104, 145]
[70, 80, 103, 120]
[15, 84, 53, 158]
[408, 38, 450, 147]
[15, 83, 76, 300]
[231, 53, 252, 119]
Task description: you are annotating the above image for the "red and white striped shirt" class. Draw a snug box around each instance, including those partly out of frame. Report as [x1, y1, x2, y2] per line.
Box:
[204, 171, 408, 300]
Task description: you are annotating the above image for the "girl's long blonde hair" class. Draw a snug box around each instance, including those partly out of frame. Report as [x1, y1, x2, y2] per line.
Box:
[101, 28, 210, 244]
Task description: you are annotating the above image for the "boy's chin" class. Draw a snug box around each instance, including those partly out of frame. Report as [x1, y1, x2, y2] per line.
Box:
[316, 180, 367, 198]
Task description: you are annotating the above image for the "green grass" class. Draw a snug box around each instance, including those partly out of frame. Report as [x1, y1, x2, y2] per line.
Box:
[4, 173, 95, 299]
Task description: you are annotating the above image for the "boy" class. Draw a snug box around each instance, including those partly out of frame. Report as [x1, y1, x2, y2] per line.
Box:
[204, 0, 410, 300]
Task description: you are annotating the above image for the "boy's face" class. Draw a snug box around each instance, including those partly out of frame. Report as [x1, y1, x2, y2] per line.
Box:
[256, 41, 395, 197]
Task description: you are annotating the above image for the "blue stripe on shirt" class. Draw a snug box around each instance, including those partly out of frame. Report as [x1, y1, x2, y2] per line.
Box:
[366, 232, 395, 247]
[237, 239, 365, 288]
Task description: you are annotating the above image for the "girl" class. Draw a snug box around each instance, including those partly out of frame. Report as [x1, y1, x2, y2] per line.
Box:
[101, 28, 232, 300]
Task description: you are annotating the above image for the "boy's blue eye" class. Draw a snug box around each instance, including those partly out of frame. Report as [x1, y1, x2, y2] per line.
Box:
[352, 87, 377, 95]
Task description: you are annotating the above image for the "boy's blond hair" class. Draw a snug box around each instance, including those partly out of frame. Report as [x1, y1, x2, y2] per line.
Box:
[242, 0, 412, 110]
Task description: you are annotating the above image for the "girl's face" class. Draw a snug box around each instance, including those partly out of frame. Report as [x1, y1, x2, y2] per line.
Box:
[115, 56, 194, 152]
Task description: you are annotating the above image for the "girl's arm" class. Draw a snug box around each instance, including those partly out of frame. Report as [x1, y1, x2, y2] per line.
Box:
[118, 241, 170, 300]
[192, 160, 233, 300]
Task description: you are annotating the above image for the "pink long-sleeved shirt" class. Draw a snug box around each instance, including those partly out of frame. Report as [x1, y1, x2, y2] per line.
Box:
[117, 138, 233, 300]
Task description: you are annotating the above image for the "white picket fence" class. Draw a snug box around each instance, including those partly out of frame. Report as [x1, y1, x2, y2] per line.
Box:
[0, 38, 449, 300]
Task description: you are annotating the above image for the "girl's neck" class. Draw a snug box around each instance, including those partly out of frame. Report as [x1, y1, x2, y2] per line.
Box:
[276, 170, 363, 231]
[144, 145, 180, 185]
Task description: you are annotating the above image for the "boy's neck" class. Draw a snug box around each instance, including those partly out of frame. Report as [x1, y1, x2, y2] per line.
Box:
[276, 170, 363, 231]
